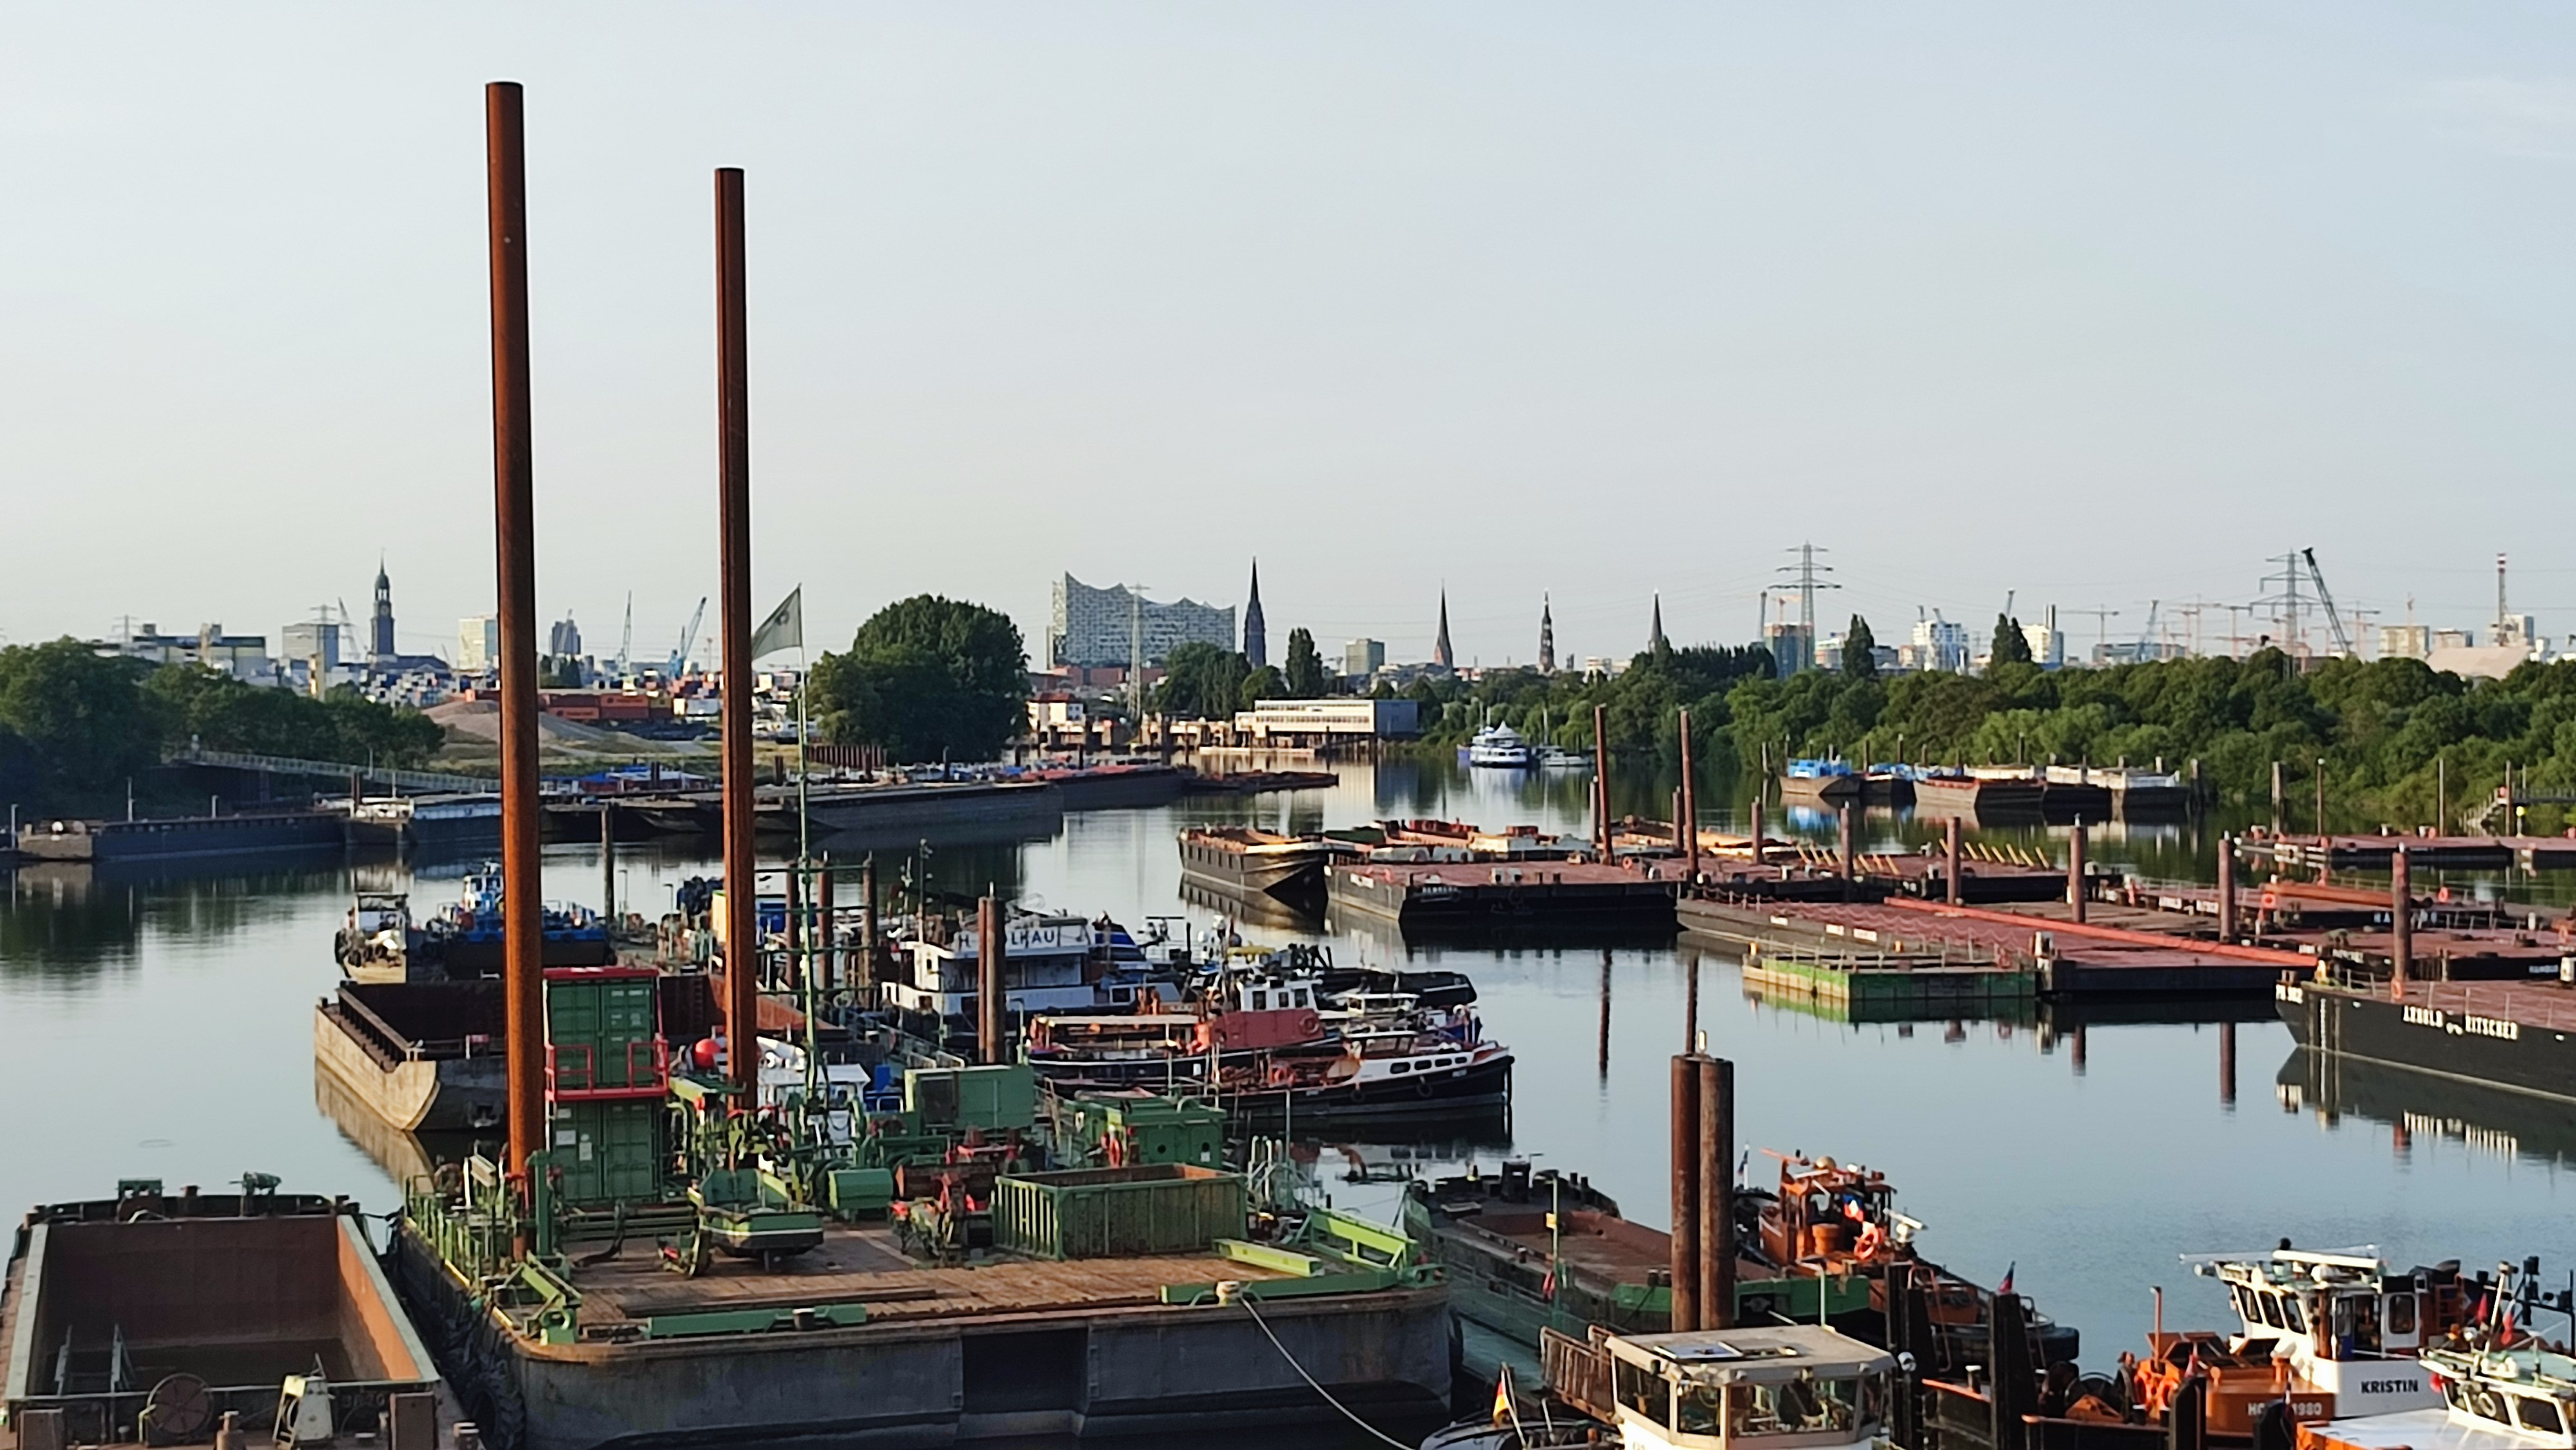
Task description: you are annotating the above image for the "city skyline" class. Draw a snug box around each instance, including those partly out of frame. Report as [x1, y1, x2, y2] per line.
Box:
[5, 7, 2573, 668]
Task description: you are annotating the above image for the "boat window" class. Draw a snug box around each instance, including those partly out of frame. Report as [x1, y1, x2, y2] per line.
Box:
[2470, 1386, 2509, 1427]
[1614, 1360, 1672, 1429]
[2385, 1292, 2416, 1337]
[2516, 1397, 2566, 1436]
[2256, 1294, 2285, 1330]
[1251, 990, 1269, 1010]
[1727, 1376, 1862, 1438]
[2282, 1295, 2307, 1332]
[1391, 1062, 1411, 1074]
[2230, 1285, 2256, 1323]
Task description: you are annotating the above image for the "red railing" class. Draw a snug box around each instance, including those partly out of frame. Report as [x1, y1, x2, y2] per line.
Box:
[544, 1038, 670, 1100]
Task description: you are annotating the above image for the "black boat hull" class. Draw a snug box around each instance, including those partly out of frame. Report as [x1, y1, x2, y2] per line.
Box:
[2276, 979, 2576, 1106]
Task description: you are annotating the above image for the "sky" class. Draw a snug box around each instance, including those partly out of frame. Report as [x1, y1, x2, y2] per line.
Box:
[4, 4, 2573, 672]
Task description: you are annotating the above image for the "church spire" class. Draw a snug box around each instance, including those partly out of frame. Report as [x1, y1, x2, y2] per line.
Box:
[1651, 590, 1667, 656]
[1539, 594, 1556, 674]
[1434, 588, 1454, 670]
[1242, 558, 1267, 668]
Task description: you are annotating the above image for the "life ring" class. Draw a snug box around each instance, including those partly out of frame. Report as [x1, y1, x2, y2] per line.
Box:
[1855, 1221, 1886, 1259]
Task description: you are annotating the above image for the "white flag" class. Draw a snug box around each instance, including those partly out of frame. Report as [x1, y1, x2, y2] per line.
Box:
[751, 585, 803, 660]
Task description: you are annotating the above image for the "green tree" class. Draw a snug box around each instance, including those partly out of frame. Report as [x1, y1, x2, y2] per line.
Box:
[1283, 628, 1329, 699]
[1238, 664, 1285, 711]
[0, 640, 161, 794]
[810, 595, 1029, 762]
[141, 665, 440, 767]
[1152, 643, 1251, 720]
[1991, 615, 2034, 667]
[1843, 616, 1878, 681]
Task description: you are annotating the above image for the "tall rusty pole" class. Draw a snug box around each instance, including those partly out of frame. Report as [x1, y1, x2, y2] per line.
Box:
[716, 165, 758, 1096]
[1678, 709, 1698, 883]
[2216, 834, 2237, 942]
[1698, 1055, 1733, 1328]
[2067, 816, 2088, 925]
[2389, 846, 2412, 1000]
[484, 81, 545, 1180]
[1944, 814, 1963, 906]
[1669, 1055, 1700, 1332]
[1593, 704, 1612, 858]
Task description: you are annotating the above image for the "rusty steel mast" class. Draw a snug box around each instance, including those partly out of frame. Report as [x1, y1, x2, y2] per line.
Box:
[716, 167, 759, 1095]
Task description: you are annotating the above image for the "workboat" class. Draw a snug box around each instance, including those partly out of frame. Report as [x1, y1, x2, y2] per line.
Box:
[2293, 1259, 2576, 1450]
[2123, 1244, 2472, 1438]
[335, 890, 422, 981]
[1544, 1324, 1898, 1450]
[1175, 825, 1356, 901]
[1402, 1161, 1866, 1356]
[1, 1180, 451, 1448]
[422, 863, 612, 975]
[1537, 746, 1593, 770]
[1745, 1151, 2079, 1371]
[1468, 724, 1535, 768]
[1779, 759, 1861, 805]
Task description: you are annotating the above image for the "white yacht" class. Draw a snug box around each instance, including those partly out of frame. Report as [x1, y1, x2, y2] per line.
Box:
[1467, 724, 1534, 768]
[1583, 1325, 1895, 1450]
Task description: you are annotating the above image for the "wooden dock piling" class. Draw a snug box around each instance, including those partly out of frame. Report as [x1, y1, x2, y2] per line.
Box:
[2067, 817, 2087, 925]
[1944, 815, 1962, 907]
[1697, 1055, 1732, 1328]
[1669, 1055, 1700, 1332]
[978, 894, 1005, 1064]
[2390, 845, 2411, 998]
[2217, 834, 2237, 942]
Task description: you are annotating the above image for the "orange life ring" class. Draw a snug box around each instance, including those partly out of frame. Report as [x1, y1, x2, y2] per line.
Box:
[1855, 1221, 1886, 1259]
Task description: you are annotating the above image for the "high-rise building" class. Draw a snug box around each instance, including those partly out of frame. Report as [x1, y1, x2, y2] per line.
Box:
[371, 561, 396, 661]
[1909, 614, 1971, 673]
[1538, 595, 1556, 673]
[458, 615, 500, 673]
[281, 618, 341, 674]
[1434, 590, 1454, 670]
[1047, 574, 1235, 668]
[549, 612, 583, 659]
[1342, 639, 1385, 680]
[1242, 561, 1267, 668]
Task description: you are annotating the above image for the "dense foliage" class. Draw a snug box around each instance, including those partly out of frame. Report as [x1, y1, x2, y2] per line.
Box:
[1412, 645, 1778, 764]
[810, 596, 1029, 763]
[1282, 628, 1329, 698]
[1725, 649, 2576, 821]
[1150, 643, 1262, 719]
[0, 639, 442, 806]
[1842, 616, 1878, 680]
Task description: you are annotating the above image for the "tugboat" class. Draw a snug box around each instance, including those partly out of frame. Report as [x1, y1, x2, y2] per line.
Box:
[2297, 1259, 2576, 1450]
[335, 890, 428, 981]
[422, 863, 612, 975]
[1745, 1151, 2080, 1370]
[2130, 1243, 2470, 1435]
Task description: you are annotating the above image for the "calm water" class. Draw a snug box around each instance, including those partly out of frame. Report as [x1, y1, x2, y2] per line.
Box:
[5, 757, 2570, 1371]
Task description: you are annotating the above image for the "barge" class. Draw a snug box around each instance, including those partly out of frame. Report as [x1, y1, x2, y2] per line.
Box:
[314, 979, 507, 1131]
[1327, 860, 1680, 939]
[3, 1181, 451, 1449]
[2278, 971, 2576, 1106]
[1177, 825, 1356, 901]
[12, 809, 345, 863]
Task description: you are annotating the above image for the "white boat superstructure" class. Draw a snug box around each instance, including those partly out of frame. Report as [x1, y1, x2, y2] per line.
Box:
[2190, 1244, 2459, 1420]
[1599, 1325, 1894, 1450]
[2302, 1262, 2576, 1450]
[1468, 724, 1533, 768]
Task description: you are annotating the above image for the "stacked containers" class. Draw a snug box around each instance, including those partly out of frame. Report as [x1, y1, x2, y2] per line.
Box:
[543, 966, 670, 1205]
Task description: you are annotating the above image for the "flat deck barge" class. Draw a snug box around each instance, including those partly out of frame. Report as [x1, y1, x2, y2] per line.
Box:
[1325, 860, 1679, 937]
[2279, 972, 2576, 1106]
[395, 1218, 1449, 1449]
[2246, 831, 2576, 872]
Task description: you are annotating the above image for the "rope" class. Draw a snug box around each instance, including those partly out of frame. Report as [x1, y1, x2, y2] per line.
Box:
[1236, 1293, 1417, 1450]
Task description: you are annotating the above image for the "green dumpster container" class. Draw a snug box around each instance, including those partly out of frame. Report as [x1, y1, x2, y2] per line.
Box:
[992, 1164, 1246, 1260]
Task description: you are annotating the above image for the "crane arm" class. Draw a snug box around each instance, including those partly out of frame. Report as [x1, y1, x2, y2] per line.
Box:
[670, 596, 708, 677]
[2302, 549, 2354, 656]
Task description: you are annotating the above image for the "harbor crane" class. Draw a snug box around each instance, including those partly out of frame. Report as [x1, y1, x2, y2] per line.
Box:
[2135, 599, 2160, 659]
[2301, 549, 2355, 657]
[668, 596, 707, 679]
[615, 592, 632, 680]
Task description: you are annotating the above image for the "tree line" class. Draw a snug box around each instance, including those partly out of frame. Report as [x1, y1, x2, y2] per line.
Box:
[0, 639, 445, 809]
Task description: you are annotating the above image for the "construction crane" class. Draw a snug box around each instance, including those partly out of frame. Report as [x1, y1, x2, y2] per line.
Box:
[2301, 549, 2354, 657]
[667, 596, 707, 679]
[616, 592, 633, 680]
[2134, 599, 2160, 660]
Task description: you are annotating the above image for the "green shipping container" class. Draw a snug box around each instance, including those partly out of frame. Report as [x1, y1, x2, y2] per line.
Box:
[545, 972, 662, 1093]
[992, 1164, 1246, 1260]
[1065, 1095, 1226, 1168]
[550, 1098, 665, 1207]
[905, 1064, 1035, 1131]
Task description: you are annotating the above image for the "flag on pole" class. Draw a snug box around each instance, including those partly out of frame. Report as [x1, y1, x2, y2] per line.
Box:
[751, 586, 803, 660]
[1997, 1261, 2016, 1296]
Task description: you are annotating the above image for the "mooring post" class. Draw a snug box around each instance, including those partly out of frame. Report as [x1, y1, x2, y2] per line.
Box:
[1837, 804, 1856, 899]
[1698, 1054, 1733, 1328]
[783, 862, 803, 990]
[2271, 759, 2285, 834]
[1678, 708, 1698, 883]
[482, 80, 545, 1183]
[1596, 949, 1613, 1080]
[1944, 814, 1963, 906]
[598, 801, 616, 919]
[715, 164, 758, 1097]
[2067, 816, 2088, 924]
[1748, 793, 1766, 869]
[859, 854, 880, 992]
[817, 856, 835, 998]
[2216, 834, 2237, 942]
[1593, 704, 1612, 858]
[1669, 1055, 1701, 1332]
[2390, 845, 2412, 1000]
[978, 894, 1006, 1064]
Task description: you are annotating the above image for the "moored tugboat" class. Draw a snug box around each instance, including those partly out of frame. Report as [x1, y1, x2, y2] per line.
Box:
[2295, 1259, 2576, 1450]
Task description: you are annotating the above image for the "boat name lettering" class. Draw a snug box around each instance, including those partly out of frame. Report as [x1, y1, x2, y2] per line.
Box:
[2464, 1015, 2520, 1040]
[2360, 1380, 2420, 1395]
[2403, 1005, 2447, 1030]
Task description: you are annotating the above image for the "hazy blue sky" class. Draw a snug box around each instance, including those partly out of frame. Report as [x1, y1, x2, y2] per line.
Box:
[5, 5, 2572, 669]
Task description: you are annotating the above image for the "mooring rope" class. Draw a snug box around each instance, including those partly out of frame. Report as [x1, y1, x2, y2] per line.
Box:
[1236, 1292, 1419, 1450]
